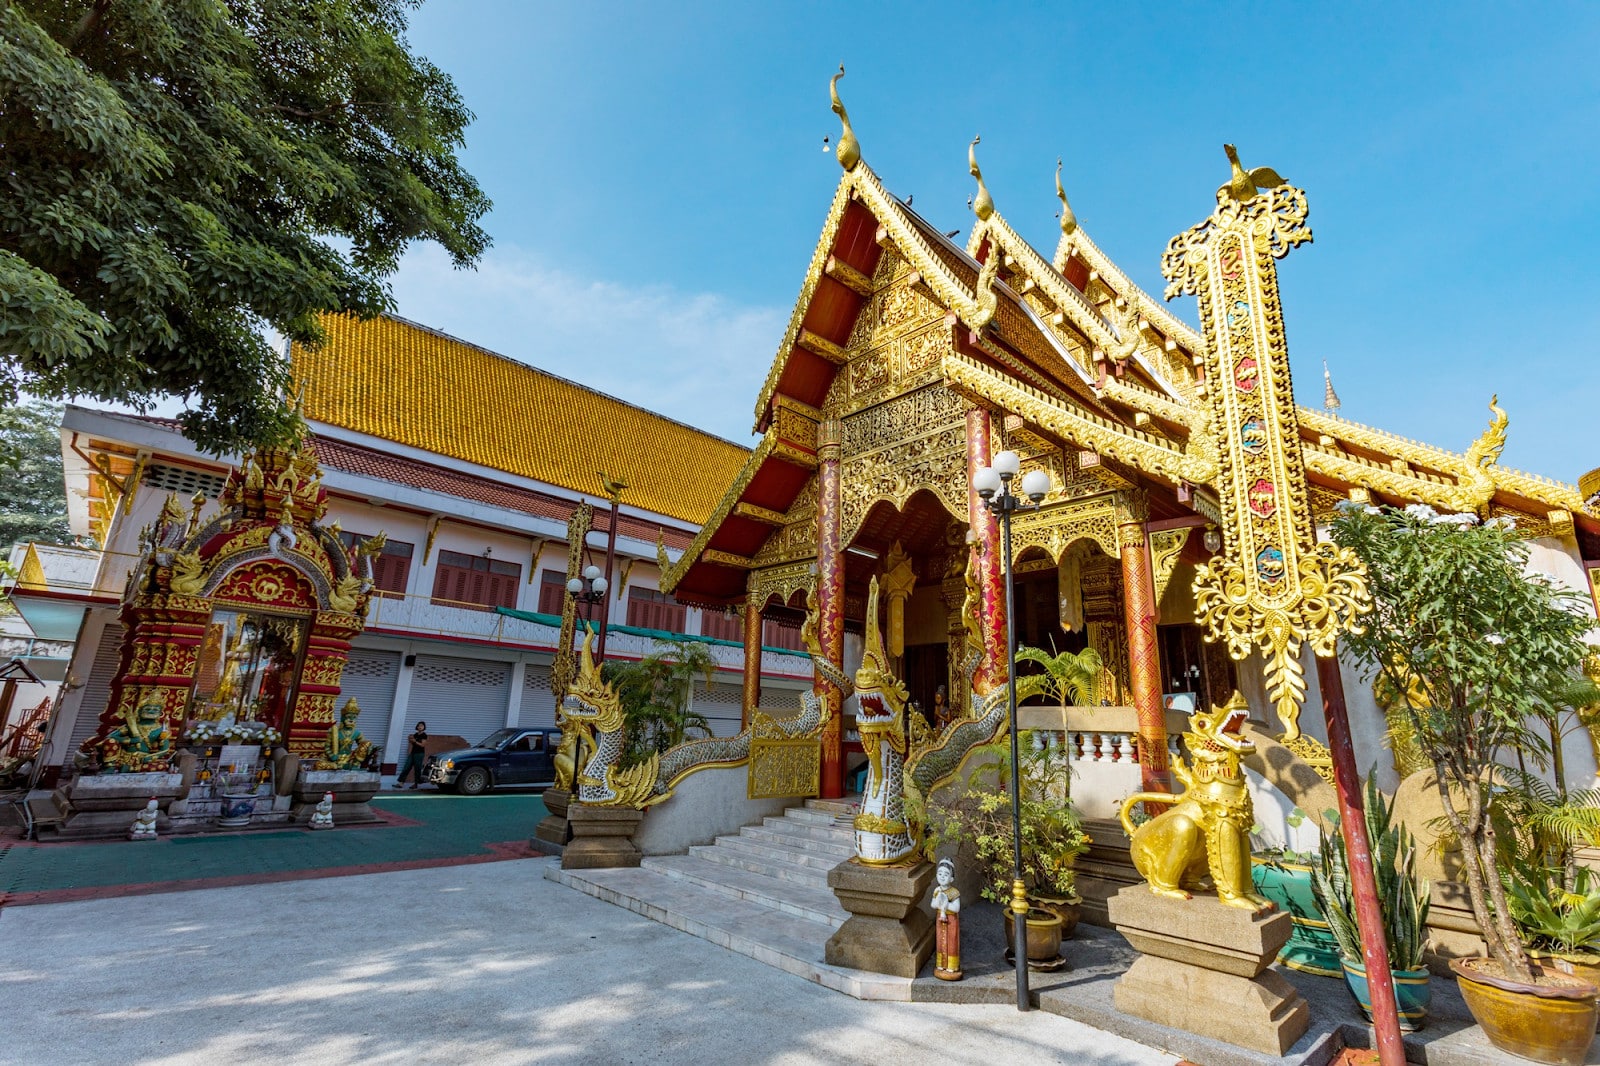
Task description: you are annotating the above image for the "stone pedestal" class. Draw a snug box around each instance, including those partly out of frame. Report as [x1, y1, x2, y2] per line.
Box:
[292, 770, 381, 825]
[535, 788, 573, 849]
[52, 772, 185, 840]
[561, 804, 643, 869]
[824, 858, 935, 978]
[1108, 885, 1309, 1056]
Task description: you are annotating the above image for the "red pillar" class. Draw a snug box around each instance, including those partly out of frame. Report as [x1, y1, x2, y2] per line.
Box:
[741, 596, 762, 730]
[965, 409, 1007, 693]
[1119, 520, 1170, 793]
[816, 420, 846, 798]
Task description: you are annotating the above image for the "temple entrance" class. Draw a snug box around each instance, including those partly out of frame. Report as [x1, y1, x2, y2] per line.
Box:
[190, 609, 309, 734]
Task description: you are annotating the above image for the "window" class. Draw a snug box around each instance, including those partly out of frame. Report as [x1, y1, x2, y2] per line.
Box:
[699, 609, 742, 642]
[627, 586, 685, 633]
[338, 531, 415, 597]
[432, 549, 522, 610]
[762, 617, 805, 651]
[537, 569, 568, 615]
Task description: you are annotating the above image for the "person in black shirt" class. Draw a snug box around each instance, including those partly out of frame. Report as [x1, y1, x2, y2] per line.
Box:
[398, 721, 428, 789]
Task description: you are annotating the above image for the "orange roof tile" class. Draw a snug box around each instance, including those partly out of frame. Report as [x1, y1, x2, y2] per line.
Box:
[291, 314, 750, 526]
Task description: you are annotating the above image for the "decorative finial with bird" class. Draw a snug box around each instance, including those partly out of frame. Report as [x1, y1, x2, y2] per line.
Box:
[598, 472, 628, 503]
[968, 136, 993, 221]
[829, 65, 859, 172]
[1055, 157, 1077, 236]
[1222, 143, 1286, 203]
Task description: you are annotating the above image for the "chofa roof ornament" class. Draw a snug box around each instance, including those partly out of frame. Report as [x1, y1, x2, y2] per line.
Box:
[967, 136, 993, 222]
[1055, 157, 1077, 236]
[829, 65, 860, 172]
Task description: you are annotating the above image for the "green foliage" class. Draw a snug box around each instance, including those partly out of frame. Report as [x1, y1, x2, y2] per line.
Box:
[0, 0, 490, 455]
[1311, 773, 1431, 971]
[1496, 764, 1600, 875]
[0, 400, 71, 546]
[1330, 502, 1594, 974]
[1502, 865, 1600, 957]
[921, 732, 1088, 904]
[1014, 640, 1103, 705]
[602, 637, 717, 768]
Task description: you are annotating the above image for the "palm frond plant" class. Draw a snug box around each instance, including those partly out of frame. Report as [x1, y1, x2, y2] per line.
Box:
[602, 637, 717, 767]
[1014, 641, 1103, 706]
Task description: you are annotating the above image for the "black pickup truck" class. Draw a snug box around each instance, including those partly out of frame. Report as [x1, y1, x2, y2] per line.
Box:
[425, 727, 559, 795]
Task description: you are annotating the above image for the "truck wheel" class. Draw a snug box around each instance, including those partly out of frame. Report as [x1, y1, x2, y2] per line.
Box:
[457, 766, 492, 796]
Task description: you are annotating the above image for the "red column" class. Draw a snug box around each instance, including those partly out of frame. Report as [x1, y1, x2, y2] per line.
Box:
[965, 409, 1007, 693]
[816, 420, 846, 797]
[741, 596, 762, 730]
[1119, 520, 1171, 793]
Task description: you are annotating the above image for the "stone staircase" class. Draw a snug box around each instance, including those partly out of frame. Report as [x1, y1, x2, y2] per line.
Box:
[547, 798, 914, 999]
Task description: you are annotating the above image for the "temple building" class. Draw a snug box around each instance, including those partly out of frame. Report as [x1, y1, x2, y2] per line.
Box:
[661, 102, 1600, 804]
[24, 314, 814, 787]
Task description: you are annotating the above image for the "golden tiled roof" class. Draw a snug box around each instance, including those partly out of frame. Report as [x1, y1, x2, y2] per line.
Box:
[291, 314, 750, 526]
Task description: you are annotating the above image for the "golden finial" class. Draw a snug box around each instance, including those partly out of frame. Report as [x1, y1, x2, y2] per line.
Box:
[1055, 157, 1077, 236]
[829, 65, 860, 172]
[1322, 361, 1342, 413]
[1223, 143, 1286, 203]
[968, 136, 993, 221]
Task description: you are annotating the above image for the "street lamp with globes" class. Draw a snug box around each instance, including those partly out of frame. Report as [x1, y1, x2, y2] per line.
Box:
[972, 449, 1052, 1012]
[567, 565, 609, 636]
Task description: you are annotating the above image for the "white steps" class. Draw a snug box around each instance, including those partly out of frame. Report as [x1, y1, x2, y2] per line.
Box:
[547, 797, 915, 1000]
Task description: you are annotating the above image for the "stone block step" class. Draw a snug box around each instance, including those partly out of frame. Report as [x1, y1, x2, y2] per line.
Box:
[761, 815, 853, 845]
[546, 863, 911, 1001]
[741, 823, 853, 858]
[714, 833, 843, 873]
[780, 805, 846, 827]
[642, 854, 847, 927]
[804, 797, 858, 817]
[688, 842, 833, 889]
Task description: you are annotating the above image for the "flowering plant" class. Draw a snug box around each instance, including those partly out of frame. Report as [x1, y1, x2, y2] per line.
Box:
[184, 721, 221, 743]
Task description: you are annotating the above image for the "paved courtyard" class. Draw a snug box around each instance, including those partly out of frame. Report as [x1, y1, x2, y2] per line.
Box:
[0, 857, 1176, 1066]
[0, 793, 543, 904]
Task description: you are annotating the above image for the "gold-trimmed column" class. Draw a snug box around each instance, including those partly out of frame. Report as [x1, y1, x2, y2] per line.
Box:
[741, 597, 762, 730]
[1117, 511, 1170, 792]
[817, 419, 846, 798]
[965, 408, 1007, 693]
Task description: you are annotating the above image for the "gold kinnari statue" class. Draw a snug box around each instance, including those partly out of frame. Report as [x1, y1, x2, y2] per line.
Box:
[315, 698, 374, 771]
[98, 700, 175, 773]
[1118, 692, 1271, 910]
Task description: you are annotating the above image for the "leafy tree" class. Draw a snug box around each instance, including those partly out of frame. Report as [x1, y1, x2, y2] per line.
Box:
[602, 638, 718, 767]
[1331, 502, 1595, 980]
[0, 0, 490, 455]
[0, 400, 71, 547]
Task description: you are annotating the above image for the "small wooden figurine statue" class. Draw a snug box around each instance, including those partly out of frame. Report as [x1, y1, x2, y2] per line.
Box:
[932, 857, 962, 980]
[129, 797, 159, 841]
[309, 791, 335, 831]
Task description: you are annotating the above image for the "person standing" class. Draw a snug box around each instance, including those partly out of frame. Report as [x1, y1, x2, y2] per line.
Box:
[397, 720, 429, 789]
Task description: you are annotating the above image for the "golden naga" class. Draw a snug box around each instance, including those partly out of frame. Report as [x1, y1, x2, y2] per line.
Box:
[315, 698, 374, 771]
[169, 551, 206, 596]
[851, 577, 917, 865]
[1118, 692, 1272, 910]
[565, 628, 666, 808]
[1449, 395, 1509, 515]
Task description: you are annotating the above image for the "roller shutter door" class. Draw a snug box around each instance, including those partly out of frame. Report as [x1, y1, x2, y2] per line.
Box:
[336, 649, 402, 755]
[61, 621, 125, 767]
[693, 681, 745, 738]
[520, 665, 557, 729]
[405, 655, 510, 746]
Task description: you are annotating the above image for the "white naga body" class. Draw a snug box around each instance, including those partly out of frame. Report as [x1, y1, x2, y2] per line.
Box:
[850, 577, 916, 866]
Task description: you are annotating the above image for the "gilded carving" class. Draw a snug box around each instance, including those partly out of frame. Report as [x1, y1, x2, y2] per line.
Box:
[1150, 527, 1191, 605]
[749, 562, 815, 611]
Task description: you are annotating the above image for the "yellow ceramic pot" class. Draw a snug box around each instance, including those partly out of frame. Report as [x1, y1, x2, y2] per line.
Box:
[1004, 908, 1065, 962]
[1452, 957, 1599, 1065]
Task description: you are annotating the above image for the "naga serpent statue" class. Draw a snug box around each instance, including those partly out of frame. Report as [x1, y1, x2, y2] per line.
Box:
[563, 628, 667, 808]
[851, 576, 917, 865]
[1117, 692, 1271, 910]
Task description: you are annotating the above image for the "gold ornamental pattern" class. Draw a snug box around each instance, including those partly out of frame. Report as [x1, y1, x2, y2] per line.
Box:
[1163, 176, 1369, 740]
[838, 384, 970, 544]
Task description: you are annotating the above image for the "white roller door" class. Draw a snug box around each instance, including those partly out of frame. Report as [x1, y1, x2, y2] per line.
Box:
[693, 681, 745, 738]
[406, 654, 511, 746]
[520, 665, 557, 729]
[61, 621, 125, 767]
[336, 649, 402, 755]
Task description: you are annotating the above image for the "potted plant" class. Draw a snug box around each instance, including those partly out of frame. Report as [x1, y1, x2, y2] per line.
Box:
[1332, 502, 1599, 1062]
[1251, 810, 1343, 977]
[1504, 864, 1600, 988]
[921, 730, 1089, 961]
[602, 637, 717, 767]
[215, 771, 257, 828]
[1312, 775, 1433, 1030]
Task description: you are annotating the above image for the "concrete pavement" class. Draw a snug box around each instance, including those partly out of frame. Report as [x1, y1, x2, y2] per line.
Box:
[0, 856, 1177, 1066]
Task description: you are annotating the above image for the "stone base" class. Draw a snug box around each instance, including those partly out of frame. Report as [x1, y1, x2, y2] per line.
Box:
[824, 858, 935, 979]
[561, 804, 643, 869]
[535, 788, 573, 848]
[51, 772, 185, 840]
[291, 770, 381, 825]
[1108, 885, 1308, 1055]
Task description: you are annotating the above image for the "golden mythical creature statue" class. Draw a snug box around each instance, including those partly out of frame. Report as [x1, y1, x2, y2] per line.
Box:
[565, 628, 667, 808]
[97, 700, 175, 773]
[552, 701, 593, 793]
[852, 577, 917, 865]
[315, 698, 374, 771]
[1222, 143, 1286, 203]
[1118, 692, 1271, 910]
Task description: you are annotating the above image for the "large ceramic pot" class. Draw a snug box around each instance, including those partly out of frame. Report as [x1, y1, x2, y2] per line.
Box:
[1341, 957, 1432, 1032]
[1030, 894, 1081, 940]
[1251, 858, 1342, 976]
[1452, 957, 1600, 1064]
[1003, 908, 1065, 965]
[217, 792, 255, 828]
[1529, 950, 1600, 991]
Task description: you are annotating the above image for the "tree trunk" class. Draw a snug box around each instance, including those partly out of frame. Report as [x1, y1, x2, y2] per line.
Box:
[1433, 762, 1526, 977]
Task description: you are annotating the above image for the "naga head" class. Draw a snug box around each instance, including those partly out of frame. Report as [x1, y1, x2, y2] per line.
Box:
[561, 627, 623, 732]
[853, 576, 908, 730]
[1185, 691, 1255, 756]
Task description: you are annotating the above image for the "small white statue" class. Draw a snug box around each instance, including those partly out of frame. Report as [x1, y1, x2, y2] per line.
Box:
[129, 798, 159, 841]
[931, 857, 962, 980]
[309, 791, 335, 830]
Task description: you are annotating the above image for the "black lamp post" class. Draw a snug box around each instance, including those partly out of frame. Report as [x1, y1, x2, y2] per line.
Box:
[567, 566, 608, 646]
[973, 448, 1052, 1013]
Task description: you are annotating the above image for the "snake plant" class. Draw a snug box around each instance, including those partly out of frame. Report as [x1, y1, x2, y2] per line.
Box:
[1311, 772, 1431, 971]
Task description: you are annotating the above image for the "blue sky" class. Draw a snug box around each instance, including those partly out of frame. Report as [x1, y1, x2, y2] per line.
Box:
[388, 1, 1599, 481]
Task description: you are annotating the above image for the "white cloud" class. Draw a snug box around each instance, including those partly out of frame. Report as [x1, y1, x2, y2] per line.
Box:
[387, 243, 785, 445]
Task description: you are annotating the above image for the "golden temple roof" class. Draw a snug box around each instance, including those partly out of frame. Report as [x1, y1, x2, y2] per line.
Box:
[291, 314, 750, 526]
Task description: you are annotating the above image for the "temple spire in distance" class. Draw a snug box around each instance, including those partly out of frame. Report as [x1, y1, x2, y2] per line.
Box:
[1322, 360, 1342, 413]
